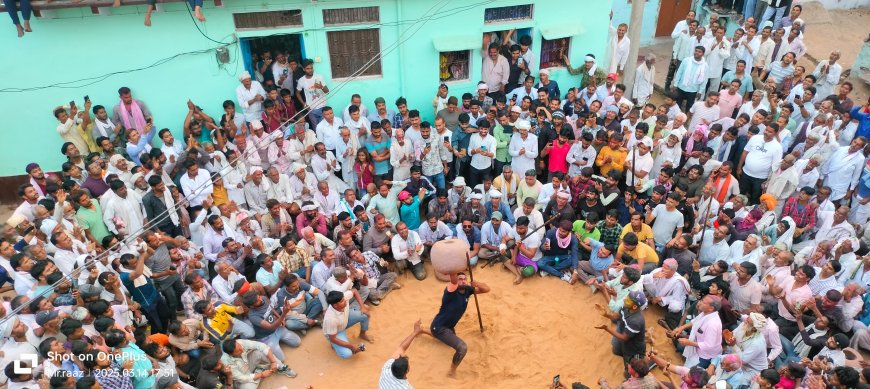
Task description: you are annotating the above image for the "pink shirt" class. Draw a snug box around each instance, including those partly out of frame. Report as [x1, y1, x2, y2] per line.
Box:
[547, 141, 571, 174]
[717, 90, 743, 119]
[693, 313, 724, 359]
[777, 277, 813, 321]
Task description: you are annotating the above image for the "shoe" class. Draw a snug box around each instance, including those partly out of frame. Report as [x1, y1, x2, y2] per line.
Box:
[370, 299, 381, 306]
[277, 365, 297, 378]
[312, 319, 321, 327]
[560, 273, 572, 282]
[300, 329, 307, 336]
[589, 284, 598, 293]
[391, 282, 403, 289]
[539, 270, 547, 278]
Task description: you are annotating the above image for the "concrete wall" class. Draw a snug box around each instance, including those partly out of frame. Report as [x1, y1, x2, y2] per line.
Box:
[612, 0, 662, 46]
[0, 0, 612, 179]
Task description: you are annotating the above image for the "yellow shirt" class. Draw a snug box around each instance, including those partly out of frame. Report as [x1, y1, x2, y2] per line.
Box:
[617, 242, 659, 265]
[202, 303, 238, 341]
[595, 146, 627, 176]
[620, 224, 655, 245]
[212, 186, 229, 206]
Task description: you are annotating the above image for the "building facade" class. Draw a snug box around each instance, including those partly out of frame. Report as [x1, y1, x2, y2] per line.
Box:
[0, 0, 612, 200]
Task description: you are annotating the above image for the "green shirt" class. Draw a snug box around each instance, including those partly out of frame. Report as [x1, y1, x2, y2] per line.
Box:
[572, 220, 601, 242]
[566, 63, 606, 89]
[493, 124, 513, 162]
[76, 199, 111, 242]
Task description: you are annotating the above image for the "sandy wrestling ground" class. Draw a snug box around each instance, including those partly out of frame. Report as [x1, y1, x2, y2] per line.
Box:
[260, 262, 682, 388]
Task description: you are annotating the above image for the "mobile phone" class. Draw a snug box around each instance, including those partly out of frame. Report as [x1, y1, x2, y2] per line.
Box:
[69, 100, 76, 109]
[84, 95, 90, 103]
[511, 94, 517, 100]
[582, 157, 588, 161]
[481, 146, 487, 151]
[146, 117, 153, 124]
[553, 375, 560, 385]
[22, 226, 34, 235]
[443, 136, 449, 142]
[358, 343, 366, 352]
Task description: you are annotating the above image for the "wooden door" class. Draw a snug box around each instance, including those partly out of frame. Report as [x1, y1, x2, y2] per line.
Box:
[655, 0, 692, 37]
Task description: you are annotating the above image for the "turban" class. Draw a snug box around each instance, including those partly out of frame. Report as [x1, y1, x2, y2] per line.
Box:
[759, 193, 776, 211]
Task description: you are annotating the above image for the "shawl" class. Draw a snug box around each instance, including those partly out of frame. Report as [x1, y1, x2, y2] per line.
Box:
[116, 100, 146, 131]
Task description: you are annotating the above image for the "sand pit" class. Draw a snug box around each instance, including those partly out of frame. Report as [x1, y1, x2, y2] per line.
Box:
[260, 262, 682, 388]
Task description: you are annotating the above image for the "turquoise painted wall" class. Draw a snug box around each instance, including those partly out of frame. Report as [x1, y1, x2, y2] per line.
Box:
[612, 0, 661, 45]
[0, 0, 612, 178]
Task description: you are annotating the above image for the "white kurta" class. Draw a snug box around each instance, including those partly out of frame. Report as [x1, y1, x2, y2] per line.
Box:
[822, 146, 865, 201]
[235, 81, 267, 122]
[103, 192, 145, 235]
[508, 133, 539, 174]
[632, 63, 655, 103]
[608, 25, 631, 73]
[266, 173, 296, 205]
[812, 60, 842, 101]
[311, 152, 350, 192]
[289, 173, 318, 203]
[335, 136, 361, 188]
[390, 139, 414, 182]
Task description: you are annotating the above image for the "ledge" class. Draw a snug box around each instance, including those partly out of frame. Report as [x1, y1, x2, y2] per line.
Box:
[0, 0, 221, 15]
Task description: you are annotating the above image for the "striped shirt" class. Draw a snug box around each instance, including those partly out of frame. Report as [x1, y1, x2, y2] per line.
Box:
[764, 61, 795, 84]
[379, 359, 413, 389]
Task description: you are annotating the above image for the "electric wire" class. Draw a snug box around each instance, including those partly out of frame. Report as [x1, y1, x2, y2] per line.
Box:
[0, 0, 453, 327]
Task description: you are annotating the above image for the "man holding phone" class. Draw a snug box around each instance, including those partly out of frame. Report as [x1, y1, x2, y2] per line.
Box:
[55, 98, 98, 155]
[467, 120, 497, 188]
[112, 86, 154, 132]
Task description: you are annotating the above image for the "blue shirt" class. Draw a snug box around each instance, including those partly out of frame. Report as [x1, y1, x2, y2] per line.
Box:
[721, 70, 755, 96]
[119, 271, 160, 306]
[858, 164, 870, 199]
[120, 343, 156, 389]
[365, 136, 392, 175]
[588, 239, 614, 275]
[674, 59, 707, 93]
[851, 106, 870, 140]
[400, 197, 422, 230]
[484, 201, 515, 226]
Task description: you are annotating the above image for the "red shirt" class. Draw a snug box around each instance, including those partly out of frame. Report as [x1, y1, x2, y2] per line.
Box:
[547, 141, 571, 173]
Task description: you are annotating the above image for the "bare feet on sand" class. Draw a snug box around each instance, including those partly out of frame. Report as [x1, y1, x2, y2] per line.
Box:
[513, 275, 522, 285]
[359, 333, 375, 343]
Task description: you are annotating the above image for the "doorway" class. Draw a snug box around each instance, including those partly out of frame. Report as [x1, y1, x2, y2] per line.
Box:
[655, 0, 693, 37]
[240, 33, 306, 88]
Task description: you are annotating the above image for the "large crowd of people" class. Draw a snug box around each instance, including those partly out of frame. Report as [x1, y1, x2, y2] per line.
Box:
[0, 4, 868, 389]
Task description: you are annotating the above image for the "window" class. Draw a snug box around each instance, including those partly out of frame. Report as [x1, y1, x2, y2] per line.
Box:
[540, 38, 570, 69]
[233, 10, 303, 30]
[327, 29, 382, 79]
[484, 4, 533, 24]
[439, 51, 470, 82]
[323, 6, 379, 26]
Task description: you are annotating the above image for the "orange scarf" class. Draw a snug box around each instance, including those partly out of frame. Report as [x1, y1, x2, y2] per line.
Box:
[711, 174, 732, 204]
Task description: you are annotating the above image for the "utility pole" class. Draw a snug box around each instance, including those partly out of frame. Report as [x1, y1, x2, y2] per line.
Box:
[622, 0, 646, 100]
